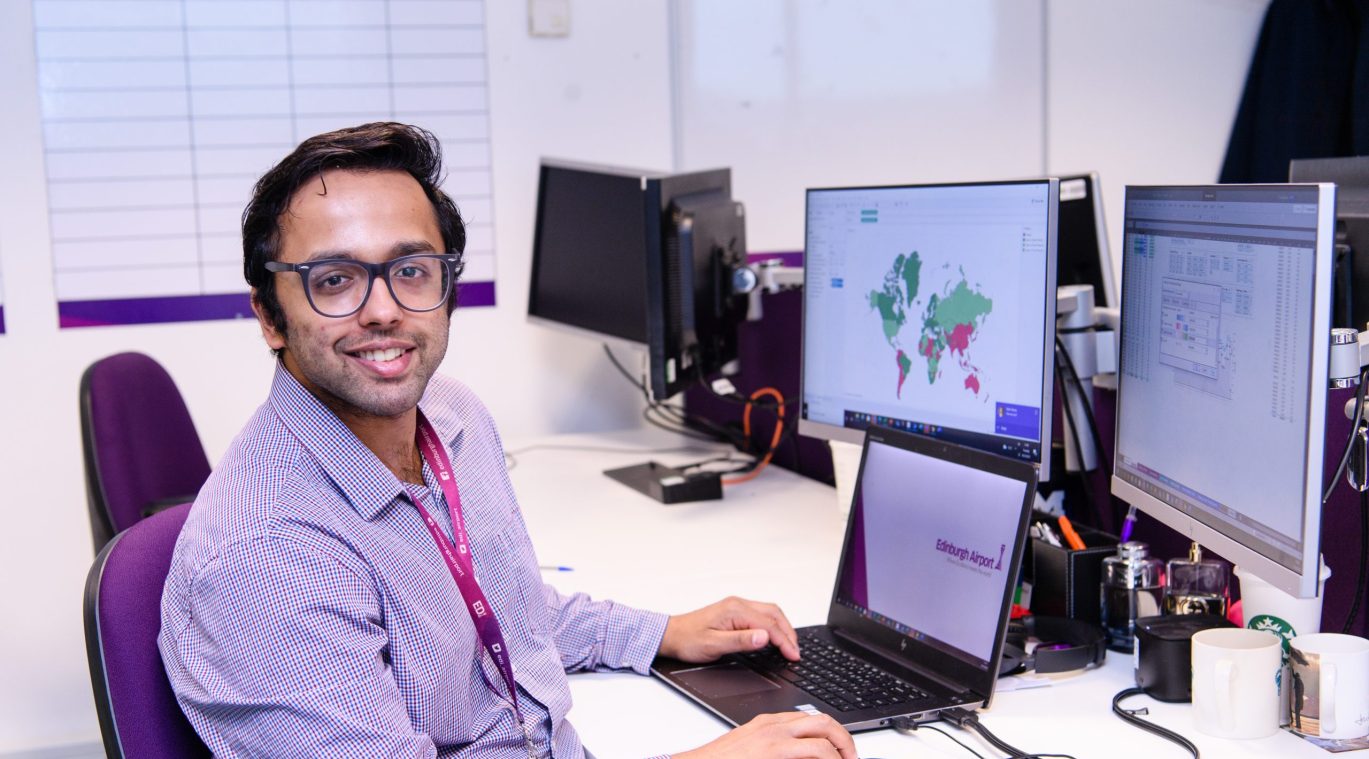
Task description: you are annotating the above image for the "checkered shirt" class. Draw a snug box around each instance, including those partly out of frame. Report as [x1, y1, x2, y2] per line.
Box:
[159, 364, 669, 757]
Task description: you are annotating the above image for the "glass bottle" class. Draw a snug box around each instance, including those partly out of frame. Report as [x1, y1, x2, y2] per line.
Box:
[1163, 542, 1228, 617]
[1101, 541, 1165, 652]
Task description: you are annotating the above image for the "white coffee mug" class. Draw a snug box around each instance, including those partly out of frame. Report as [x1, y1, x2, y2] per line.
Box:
[1191, 628, 1282, 739]
[1288, 633, 1369, 740]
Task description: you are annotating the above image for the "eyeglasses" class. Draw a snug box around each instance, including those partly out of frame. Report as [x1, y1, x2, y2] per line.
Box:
[265, 253, 463, 318]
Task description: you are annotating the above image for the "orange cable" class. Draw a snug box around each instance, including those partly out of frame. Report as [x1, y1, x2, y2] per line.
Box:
[722, 387, 785, 486]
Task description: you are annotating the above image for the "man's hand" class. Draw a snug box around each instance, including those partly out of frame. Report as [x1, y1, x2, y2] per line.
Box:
[659, 596, 801, 663]
[673, 712, 857, 759]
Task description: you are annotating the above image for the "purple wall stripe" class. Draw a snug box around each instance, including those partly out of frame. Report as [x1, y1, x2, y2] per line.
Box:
[59, 293, 255, 329]
[0, 305, 6, 334]
[456, 279, 496, 308]
[57, 281, 496, 329]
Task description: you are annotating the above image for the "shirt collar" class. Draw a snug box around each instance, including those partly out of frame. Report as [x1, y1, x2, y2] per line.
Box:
[267, 362, 466, 521]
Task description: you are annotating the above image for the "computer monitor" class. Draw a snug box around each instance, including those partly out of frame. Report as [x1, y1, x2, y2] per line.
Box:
[528, 161, 651, 346]
[645, 169, 748, 401]
[1058, 173, 1117, 308]
[1290, 156, 1369, 330]
[1111, 184, 1335, 598]
[528, 160, 748, 401]
[799, 179, 1060, 480]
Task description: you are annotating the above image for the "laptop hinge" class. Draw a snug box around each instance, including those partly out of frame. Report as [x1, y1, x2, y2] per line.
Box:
[831, 627, 972, 696]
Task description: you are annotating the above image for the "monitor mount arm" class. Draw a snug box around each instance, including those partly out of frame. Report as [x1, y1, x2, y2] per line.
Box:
[1056, 284, 1119, 473]
[1328, 327, 1369, 491]
[733, 258, 804, 321]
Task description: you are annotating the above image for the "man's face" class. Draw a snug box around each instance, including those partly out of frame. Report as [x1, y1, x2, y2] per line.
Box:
[254, 168, 451, 422]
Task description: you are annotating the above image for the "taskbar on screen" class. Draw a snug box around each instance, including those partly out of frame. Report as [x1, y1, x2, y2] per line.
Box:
[836, 599, 989, 670]
[843, 407, 1040, 467]
[1116, 461, 1301, 571]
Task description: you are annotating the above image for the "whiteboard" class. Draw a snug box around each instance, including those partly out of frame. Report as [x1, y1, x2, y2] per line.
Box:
[671, 0, 1046, 251]
[32, 0, 497, 328]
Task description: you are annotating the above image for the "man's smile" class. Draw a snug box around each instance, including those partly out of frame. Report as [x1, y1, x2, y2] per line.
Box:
[342, 340, 417, 378]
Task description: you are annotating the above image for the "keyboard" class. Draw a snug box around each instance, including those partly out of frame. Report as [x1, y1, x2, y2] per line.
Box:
[739, 631, 928, 712]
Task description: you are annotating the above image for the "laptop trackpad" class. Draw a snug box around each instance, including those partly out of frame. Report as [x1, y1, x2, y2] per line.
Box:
[674, 662, 782, 699]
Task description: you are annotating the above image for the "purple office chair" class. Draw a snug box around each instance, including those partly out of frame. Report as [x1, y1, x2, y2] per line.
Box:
[84, 502, 210, 758]
[80, 352, 211, 552]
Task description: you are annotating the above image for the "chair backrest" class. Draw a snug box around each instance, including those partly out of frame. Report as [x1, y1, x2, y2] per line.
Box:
[80, 352, 211, 551]
[84, 502, 210, 759]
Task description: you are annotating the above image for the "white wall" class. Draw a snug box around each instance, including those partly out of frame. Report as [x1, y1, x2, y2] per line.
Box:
[1047, 0, 1271, 279]
[673, 0, 1048, 250]
[0, 0, 1271, 753]
[0, 1, 674, 752]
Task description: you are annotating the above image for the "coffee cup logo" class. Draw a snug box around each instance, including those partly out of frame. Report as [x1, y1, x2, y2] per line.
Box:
[1248, 613, 1296, 660]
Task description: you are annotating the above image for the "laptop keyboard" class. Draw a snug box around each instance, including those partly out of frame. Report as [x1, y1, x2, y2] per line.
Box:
[739, 630, 928, 712]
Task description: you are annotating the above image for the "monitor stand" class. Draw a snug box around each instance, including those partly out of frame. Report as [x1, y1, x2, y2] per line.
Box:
[603, 462, 723, 504]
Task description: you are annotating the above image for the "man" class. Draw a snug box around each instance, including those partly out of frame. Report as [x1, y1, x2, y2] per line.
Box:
[159, 122, 856, 759]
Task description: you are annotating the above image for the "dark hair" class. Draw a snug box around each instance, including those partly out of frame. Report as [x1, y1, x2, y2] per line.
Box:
[242, 122, 467, 336]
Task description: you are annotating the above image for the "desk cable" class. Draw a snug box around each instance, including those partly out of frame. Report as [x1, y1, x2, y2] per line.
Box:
[1053, 336, 1112, 527]
[891, 708, 1078, 759]
[1323, 365, 1369, 504]
[1110, 688, 1199, 759]
[602, 344, 743, 447]
[889, 717, 985, 758]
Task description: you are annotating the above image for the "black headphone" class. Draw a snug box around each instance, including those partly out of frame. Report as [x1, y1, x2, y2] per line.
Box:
[999, 615, 1107, 676]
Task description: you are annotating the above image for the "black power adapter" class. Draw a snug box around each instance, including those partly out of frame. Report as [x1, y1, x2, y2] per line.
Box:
[603, 462, 723, 504]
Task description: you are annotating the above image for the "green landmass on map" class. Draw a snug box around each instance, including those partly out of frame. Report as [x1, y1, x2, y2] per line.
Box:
[867, 251, 992, 398]
[867, 252, 921, 343]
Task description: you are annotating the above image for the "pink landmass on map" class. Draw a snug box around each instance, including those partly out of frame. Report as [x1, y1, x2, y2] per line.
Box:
[896, 349, 910, 398]
[947, 322, 975, 355]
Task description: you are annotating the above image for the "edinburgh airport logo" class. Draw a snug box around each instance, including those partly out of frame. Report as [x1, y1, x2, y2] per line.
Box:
[935, 538, 1006, 573]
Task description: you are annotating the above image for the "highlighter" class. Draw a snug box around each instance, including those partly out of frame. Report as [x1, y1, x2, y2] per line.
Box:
[1057, 515, 1087, 551]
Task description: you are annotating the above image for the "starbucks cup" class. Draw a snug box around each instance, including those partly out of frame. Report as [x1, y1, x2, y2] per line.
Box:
[1235, 563, 1331, 644]
[1234, 561, 1331, 725]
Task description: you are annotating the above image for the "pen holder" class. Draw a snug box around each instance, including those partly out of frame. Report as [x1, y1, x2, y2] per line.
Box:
[1030, 525, 1118, 625]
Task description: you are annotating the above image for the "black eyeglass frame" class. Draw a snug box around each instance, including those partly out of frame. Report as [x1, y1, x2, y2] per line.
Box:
[264, 253, 464, 318]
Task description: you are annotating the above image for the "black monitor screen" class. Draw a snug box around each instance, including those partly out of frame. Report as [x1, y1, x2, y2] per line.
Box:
[529, 163, 649, 344]
[1057, 174, 1115, 308]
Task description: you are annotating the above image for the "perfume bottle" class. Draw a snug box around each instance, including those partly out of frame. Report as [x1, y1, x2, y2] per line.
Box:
[1101, 541, 1165, 652]
[1163, 542, 1228, 617]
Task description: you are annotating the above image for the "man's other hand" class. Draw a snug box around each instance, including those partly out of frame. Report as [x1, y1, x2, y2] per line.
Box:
[659, 596, 801, 663]
[674, 712, 857, 759]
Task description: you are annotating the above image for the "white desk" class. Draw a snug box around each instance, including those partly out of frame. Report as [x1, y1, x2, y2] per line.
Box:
[507, 429, 1331, 758]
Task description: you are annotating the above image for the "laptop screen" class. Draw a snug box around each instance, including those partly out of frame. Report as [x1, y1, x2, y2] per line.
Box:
[835, 433, 1030, 671]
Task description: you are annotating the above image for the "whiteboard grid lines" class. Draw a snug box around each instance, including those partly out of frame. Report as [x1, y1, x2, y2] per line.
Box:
[33, 0, 498, 322]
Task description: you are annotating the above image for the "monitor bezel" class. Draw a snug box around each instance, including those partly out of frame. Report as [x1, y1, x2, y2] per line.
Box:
[798, 177, 1060, 483]
[1109, 182, 1335, 598]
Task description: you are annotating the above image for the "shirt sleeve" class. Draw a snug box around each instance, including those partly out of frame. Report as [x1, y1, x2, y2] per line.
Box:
[161, 534, 437, 758]
[541, 582, 668, 674]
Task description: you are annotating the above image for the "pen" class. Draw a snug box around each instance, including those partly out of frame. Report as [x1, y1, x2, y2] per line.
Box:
[1032, 521, 1062, 547]
[539, 565, 574, 572]
[1120, 505, 1138, 543]
[1057, 515, 1087, 551]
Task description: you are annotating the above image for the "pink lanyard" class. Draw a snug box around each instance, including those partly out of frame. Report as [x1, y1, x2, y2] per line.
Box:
[407, 412, 523, 726]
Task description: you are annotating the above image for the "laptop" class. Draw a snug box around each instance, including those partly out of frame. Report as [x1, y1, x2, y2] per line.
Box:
[652, 425, 1037, 731]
